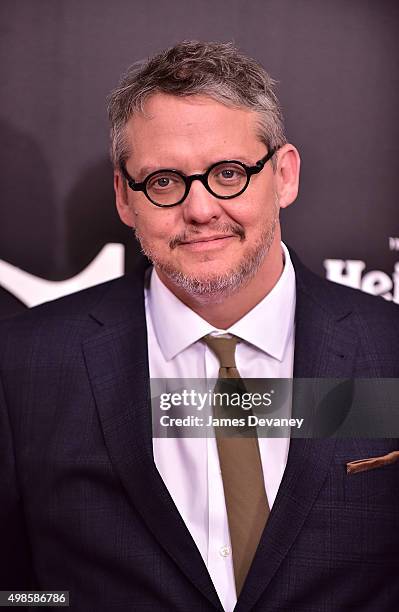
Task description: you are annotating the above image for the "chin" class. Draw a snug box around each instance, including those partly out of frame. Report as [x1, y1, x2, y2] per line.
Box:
[157, 259, 259, 303]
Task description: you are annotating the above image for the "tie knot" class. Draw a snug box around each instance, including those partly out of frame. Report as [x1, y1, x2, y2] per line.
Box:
[203, 334, 239, 369]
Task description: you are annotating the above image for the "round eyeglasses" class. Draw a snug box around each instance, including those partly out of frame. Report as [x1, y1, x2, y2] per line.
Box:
[120, 148, 276, 207]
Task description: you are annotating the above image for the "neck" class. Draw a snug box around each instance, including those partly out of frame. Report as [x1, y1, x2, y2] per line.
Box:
[157, 237, 285, 329]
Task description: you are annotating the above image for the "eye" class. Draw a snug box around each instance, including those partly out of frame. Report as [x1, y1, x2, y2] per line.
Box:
[220, 169, 237, 180]
[211, 163, 246, 185]
[147, 172, 182, 192]
[156, 177, 170, 188]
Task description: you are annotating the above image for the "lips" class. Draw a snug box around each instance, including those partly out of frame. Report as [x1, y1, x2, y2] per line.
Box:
[180, 234, 234, 245]
[176, 235, 237, 253]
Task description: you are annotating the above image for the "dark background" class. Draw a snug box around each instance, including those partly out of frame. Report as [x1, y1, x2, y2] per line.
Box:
[1, 0, 398, 315]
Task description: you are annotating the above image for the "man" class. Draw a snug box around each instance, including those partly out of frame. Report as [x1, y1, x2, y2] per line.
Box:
[1, 41, 398, 611]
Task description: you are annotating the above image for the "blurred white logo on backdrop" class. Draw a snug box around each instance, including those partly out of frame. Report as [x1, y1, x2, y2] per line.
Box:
[0, 243, 125, 307]
[1, 246, 398, 307]
[324, 259, 399, 304]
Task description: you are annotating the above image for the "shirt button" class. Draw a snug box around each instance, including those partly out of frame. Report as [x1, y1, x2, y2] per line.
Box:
[219, 545, 231, 558]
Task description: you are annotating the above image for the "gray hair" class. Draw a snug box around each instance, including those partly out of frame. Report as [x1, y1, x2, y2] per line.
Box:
[107, 40, 287, 170]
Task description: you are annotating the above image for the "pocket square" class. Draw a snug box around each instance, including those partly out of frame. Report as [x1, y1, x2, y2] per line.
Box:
[346, 450, 399, 474]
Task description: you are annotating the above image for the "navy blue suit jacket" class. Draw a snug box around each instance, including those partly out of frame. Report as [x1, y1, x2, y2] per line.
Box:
[1, 252, 399, 611]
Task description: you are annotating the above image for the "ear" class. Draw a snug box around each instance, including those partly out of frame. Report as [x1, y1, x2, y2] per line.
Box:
[274, 144, 301, 209]
[114, 170, 136, 228]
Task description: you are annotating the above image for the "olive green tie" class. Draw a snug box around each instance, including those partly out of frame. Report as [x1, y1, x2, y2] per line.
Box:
[203, 334, 270, 596]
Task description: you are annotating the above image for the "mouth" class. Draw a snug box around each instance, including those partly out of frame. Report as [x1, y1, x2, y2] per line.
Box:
[178, 235, 237, 251]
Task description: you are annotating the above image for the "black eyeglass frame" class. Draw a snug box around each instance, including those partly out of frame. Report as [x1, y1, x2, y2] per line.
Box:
[119, 147, 277, 208]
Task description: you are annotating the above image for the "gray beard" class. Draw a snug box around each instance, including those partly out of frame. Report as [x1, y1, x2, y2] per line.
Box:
[134, 211, 278, 304]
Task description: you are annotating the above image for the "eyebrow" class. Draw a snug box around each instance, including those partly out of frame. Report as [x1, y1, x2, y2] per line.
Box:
[137, 166, 159, 179]
[136, 156, 256, 179]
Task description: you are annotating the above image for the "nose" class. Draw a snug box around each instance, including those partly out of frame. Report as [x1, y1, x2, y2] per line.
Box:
[182, 179, 223, 225]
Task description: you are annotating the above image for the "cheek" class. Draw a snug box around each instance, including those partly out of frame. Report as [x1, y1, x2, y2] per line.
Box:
[135, 210, 178, 246]
[241, 190, 277, 226]
[226, 200, 264, 233]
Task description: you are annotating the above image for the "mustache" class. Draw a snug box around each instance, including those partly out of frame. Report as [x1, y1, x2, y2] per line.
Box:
[169, 223, 245, 249]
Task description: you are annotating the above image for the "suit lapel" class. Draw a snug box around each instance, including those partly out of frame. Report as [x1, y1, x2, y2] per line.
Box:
[82, 269, 222, 611]
[235, 253, 359, 612]
[290, 252, 359, 379]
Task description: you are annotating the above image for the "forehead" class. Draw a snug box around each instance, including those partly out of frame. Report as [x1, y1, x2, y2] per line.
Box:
[124, 93, 262, 170]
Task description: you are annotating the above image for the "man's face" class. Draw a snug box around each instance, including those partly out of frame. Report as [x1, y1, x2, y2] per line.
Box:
[115, 93, 298, 301]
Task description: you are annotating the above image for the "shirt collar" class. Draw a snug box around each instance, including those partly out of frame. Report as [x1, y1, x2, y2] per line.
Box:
[228, 243, 296, 361]
[146, 242, 296, 362]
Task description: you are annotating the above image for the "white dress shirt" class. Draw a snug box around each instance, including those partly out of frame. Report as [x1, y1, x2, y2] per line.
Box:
[146, 243, 296, 612]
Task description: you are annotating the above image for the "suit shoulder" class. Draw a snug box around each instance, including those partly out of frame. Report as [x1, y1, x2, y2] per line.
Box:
[0, 277, 118, 328]
[291, 249, 399, 348]
[294, 255, 399, 322]
[292, 254, 399, 373]
[313, 274, 398, 320]
[0, 274, 144, 365]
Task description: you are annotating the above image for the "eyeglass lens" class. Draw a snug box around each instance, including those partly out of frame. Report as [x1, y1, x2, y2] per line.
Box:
[146, 162, 248, 206]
